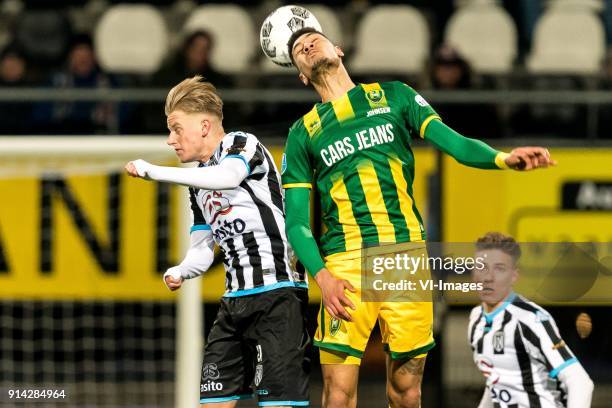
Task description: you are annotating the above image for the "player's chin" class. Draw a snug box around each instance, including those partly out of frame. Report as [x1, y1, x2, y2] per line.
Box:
[478, 288, 497, 302]
[312, 56, 338, 72]
[174, 151, 189, 163]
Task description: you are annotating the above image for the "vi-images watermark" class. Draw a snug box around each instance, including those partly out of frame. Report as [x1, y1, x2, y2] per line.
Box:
[368, 250, 484, 296]
[361, 242, 612, 304]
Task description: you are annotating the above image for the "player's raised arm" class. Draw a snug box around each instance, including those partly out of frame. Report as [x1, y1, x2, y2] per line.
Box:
[501, 146, 557, 170]
[125, 130, 266, 189]
[163, 226, 215, 291]
[124, 155, 248, 190]
[423, 120, 556, 171]
[395, 82, 556, 171]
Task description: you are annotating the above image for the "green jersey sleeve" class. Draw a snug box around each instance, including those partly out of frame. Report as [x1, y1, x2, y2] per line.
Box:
[394, 82, 441, 139]
[282, 121, 314, 189]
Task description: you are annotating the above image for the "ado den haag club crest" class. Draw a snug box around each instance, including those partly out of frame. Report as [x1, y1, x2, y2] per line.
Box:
[330, 317, 341, 336]
[366, 89, 384, 104]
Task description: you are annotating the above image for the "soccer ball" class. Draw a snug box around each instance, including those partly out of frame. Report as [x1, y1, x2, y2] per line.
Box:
[260, 5, 322, 67]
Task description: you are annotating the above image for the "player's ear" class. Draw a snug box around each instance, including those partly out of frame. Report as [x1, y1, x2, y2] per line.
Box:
[200, 119, 210, 137]
[335, 46, 344, 58]
[511, 267, 519, 284]
[298, 72, 309, 86]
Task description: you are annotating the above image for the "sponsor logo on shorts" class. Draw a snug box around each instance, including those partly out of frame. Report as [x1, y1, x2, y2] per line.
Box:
[254, 364, 263, 386]
[202, 363, 220, 380]
[201, 380, 224, 393]
[330, 317, 341, 336]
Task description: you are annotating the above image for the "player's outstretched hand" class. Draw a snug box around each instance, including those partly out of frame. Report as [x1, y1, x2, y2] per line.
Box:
[164, 275, 184, 291]
[124, 159, 151, 179]
[314, 268, 357, 322]
[504, 147, 557, 171]
[163, 267, 184, 291]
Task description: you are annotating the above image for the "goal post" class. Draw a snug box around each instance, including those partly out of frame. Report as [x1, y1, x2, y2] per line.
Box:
[0, 137, 201, 407]
[175, 202, 203, 408]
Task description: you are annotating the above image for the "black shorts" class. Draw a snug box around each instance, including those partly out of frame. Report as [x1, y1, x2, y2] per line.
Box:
[199, 287, 310, 406]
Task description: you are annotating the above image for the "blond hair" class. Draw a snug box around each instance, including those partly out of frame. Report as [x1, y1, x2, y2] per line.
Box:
[164, 75, 223, 119]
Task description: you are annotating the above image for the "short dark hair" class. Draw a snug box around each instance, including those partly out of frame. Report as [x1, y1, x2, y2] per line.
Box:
[287, 27, 328, 66]
[0, 43, 24, 61]
[476, 232, 521, 262]
[183, 30, 214, 52]
[69, 33, 93, 50]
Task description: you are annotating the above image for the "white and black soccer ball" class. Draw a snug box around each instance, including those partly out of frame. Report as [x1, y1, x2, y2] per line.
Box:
[260, 5, 322, 67]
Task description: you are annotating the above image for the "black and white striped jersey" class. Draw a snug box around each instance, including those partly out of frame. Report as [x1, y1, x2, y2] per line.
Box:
[189, 131, 307, 297]
[468, 293, 577, 408]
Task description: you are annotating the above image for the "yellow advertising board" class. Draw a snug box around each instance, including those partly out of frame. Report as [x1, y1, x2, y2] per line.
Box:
[443, 148, 612, 243]
[0, 172, 179, 300]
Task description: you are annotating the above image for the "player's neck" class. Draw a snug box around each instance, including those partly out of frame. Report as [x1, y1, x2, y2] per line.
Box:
[482, 301, 503, 314]
[482, 292, 514, 314]
[313, 66, 356, 103]
[198, 126, 225, 163]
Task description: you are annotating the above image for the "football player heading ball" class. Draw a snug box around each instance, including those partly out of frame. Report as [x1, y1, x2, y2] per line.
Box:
[271, 10, 557, 408]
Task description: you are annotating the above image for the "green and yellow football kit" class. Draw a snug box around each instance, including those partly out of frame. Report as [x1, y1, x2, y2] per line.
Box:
[282, 81, 509, 364]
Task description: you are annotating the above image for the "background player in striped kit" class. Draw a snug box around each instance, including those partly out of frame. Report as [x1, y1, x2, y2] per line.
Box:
[282, 27, 557, 408]
[469, 232, 593, 408]
[125, 76, 309, 408]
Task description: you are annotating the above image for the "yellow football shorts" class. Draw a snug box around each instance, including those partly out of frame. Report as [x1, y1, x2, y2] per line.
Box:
[315, 248, 435, 365]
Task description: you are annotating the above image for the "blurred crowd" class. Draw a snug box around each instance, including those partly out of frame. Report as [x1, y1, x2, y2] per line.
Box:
[1, 0, 612, 138]
[0, 29, 232, 134]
